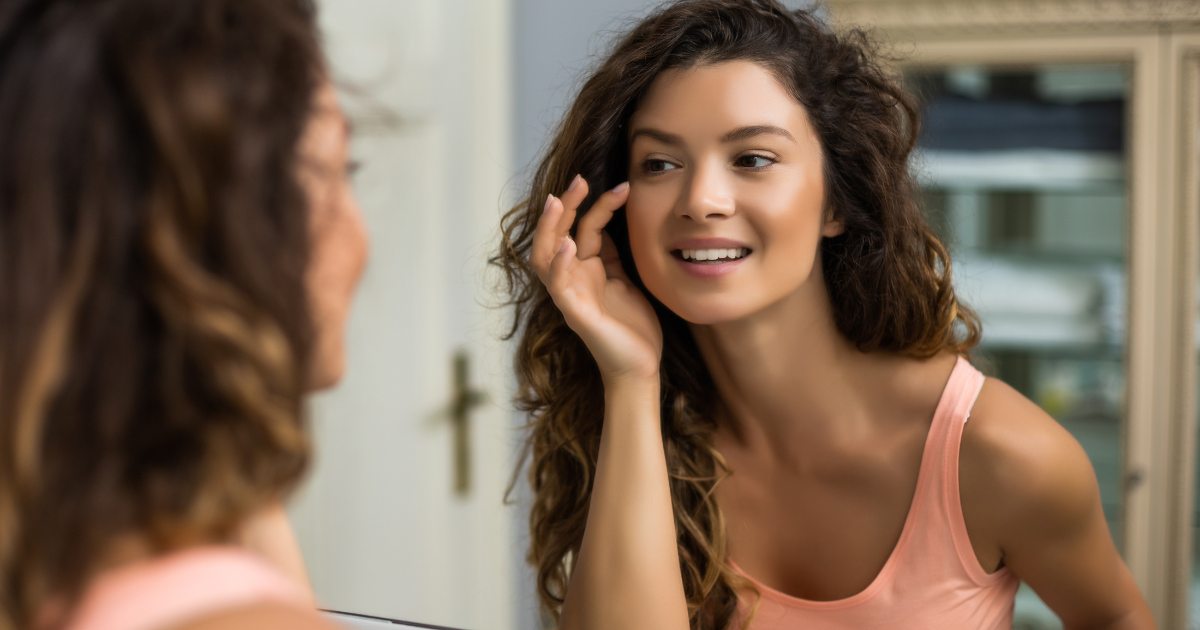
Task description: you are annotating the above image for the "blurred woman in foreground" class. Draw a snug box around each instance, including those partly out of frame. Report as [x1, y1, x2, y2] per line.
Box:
[0, 0, 368, 628]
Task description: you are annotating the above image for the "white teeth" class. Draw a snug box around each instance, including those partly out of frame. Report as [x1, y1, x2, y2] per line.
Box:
[681, 248, 749, 262]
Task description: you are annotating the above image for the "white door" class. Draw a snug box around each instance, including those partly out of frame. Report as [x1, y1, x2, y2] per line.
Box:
[289, 2, 517, 629]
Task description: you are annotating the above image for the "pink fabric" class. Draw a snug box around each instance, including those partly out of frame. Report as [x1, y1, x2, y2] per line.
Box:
[65, 546, 311, 630]
[734, 356, 1020, 629]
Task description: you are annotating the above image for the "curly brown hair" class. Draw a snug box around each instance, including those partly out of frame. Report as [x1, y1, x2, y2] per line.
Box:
[0, 0, 324, 627]
[493, 0, 982, 628]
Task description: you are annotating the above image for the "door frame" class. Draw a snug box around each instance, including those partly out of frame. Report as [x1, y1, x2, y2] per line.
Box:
[1164, 28, 1200, 630]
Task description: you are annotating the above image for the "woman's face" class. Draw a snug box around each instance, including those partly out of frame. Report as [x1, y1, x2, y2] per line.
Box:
[625, 60, 840, 325]
[300, 81, 368, 390]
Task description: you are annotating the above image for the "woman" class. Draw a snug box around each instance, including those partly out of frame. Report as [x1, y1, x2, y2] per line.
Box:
[495, 1, 1152, 628]
[0, 0, 367, 628]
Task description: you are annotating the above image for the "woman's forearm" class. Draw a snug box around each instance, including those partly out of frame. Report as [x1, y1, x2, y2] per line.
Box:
[559, 377, 689, 630]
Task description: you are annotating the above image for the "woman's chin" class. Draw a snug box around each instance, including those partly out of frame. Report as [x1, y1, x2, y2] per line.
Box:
[660, 297, 755, 327]
[306, 354, 346, 392]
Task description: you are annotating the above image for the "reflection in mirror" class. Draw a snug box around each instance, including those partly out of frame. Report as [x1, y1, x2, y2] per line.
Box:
[498, 2, 1151, 629]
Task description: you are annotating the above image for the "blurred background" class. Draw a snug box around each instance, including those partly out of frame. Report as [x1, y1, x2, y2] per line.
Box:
[286, 1, 1200, 629]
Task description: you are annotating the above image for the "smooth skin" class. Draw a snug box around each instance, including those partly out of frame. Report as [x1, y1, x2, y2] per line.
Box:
[534, 60, 1152, 630]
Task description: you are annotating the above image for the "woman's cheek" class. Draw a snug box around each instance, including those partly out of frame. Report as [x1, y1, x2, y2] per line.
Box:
[624, 194, 655, 265]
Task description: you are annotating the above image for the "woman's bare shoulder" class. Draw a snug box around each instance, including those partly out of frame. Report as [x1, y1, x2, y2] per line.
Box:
[960, 377, 1101, 540]
[169, 602, 335, 630]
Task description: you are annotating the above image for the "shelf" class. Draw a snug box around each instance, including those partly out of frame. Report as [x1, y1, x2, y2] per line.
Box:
[952, 247, 1125, 267]
[978, 336, 1124, 358]
[913, 149, 1125, 191]
[955, 254, 1125, 352]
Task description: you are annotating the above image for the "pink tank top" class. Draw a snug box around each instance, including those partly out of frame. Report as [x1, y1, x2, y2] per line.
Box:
[63, 546, 312, 630]
[733, 356, 1020, 629]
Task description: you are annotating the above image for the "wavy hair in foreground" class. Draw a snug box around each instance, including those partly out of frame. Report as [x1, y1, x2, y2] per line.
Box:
[0, 0, 322, 627]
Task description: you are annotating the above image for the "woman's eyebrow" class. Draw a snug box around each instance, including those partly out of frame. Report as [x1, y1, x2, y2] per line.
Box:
[629, 124, 796, 146]
[629, 127, 683, 146]
[720, 124, 795, 143]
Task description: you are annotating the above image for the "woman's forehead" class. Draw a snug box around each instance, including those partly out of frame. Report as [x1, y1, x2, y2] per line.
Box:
[630, 60, 814, 142]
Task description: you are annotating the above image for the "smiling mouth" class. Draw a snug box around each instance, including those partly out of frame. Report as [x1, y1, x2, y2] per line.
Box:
[672, 247, 752, 264]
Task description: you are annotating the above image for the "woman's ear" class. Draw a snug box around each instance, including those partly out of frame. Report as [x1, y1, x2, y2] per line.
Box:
[821, 212, 844, 237]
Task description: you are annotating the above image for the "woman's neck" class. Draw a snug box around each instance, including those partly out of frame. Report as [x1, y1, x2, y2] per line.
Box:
[690, 276, 894, 461]
[95, 535, 157, 573]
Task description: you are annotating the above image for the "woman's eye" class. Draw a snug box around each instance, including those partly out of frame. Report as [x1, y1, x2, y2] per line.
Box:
[643, 159, 678, 174]
[734, 154, 774, 169]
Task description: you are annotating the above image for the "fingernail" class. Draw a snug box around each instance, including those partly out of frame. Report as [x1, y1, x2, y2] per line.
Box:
[544, 194, 554, 212]
[557, 236, 570, 254]
[610, 181, 629, 194]
[566, 174, 582, 193]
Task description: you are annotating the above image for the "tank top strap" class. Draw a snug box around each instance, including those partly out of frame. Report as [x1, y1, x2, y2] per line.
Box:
[914, 355, 1006, 586]
[65, 546, 312, 630]
[930, 356, 985, 502]
[916, 356, 985, 495]
[927, 356, 986, 458]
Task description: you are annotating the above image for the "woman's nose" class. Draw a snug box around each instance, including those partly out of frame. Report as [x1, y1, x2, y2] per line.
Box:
[676, 161, 735, 222]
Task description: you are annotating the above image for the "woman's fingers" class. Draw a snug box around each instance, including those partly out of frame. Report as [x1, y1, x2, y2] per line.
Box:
[532, 175, 628, 289]
[556, 174, 589, 237]
[531, 175, 590, 279]
[575, 182, 629, 260]
[599, 231, 628, 281]
[546, 235, 578, 301]
[530, 194, 563, 279]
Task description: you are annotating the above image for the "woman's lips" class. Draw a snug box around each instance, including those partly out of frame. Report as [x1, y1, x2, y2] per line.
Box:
[669, 237, 750, 250]
[671, 251, 750, 278]
[677, 258, 746, 278]
[667, 238, 753, 278]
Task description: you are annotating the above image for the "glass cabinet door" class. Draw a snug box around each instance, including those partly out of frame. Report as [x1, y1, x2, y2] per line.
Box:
[904, 64, 1130, 629]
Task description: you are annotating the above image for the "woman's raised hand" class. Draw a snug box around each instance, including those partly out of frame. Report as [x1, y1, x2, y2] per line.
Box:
[530, 175, 662, 384]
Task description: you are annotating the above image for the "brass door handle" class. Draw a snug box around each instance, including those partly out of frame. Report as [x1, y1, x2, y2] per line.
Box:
[449, 349, 488, 497]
